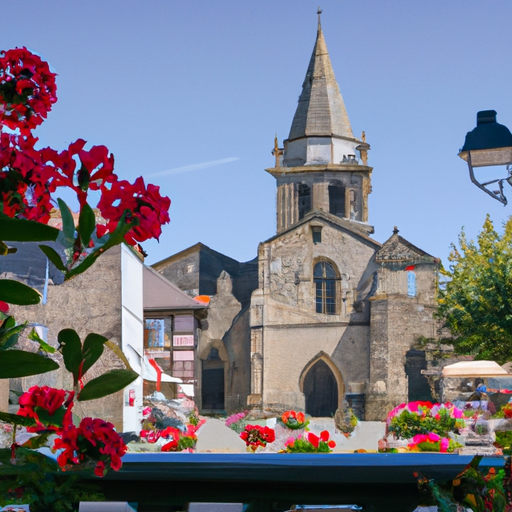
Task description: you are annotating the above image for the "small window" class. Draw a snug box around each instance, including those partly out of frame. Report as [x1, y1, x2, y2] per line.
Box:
[312, 226, 322, 244]
[329, 181, 345, 218]
[298, 184, 312, 220]
[407, 271, 416, 297]
[314, 261, 337, 314]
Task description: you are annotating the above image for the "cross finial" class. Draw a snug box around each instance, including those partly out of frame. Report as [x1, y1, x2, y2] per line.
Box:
[393, 226, 399, 235]
[317, 6, 322, 29]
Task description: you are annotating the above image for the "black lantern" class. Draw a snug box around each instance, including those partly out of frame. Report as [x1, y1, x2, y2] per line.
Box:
[459, 110, 512, 204]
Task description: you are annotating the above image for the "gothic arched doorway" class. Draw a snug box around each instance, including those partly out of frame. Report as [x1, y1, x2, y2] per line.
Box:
[303, 359, 339, 417]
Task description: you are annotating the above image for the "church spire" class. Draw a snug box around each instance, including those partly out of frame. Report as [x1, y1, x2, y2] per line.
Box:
[288, 10, 354, 141]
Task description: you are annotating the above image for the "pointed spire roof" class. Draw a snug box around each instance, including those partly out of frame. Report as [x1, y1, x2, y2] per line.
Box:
[288, 12, 354, 141]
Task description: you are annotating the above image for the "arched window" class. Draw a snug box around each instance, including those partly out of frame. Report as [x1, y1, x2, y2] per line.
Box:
[314, 261, 337, 314]
[329, 181, 345, 218]
[407, 271, 416, 297]
[298, 184, 312, 220]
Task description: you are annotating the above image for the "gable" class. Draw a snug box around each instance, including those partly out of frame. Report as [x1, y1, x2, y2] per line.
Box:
[375, 229, 437, 265]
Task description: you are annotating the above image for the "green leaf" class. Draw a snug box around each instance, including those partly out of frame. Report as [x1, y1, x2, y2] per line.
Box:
[64, 211, 135, 281]
[28, 328, 56, 353]
[58, 328, 82, 382]
[0, 279, 41, 305]
[78, 203, 96, 247]
[0, 318, 26, 351]
[78, 369, 138, 401]
[81, 332, 107, 377]
[105, 340, 133, 371]
[57, 198, 76, 247]
[39, 244, 67, 272]
[0, 214, 59, 242]
[0, 350, 59, 378]
[0, 411, 36, 427]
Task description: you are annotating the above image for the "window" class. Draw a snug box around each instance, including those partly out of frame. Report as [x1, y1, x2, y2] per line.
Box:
[314, 261, 337, 314]
[298, 184, 312, 220]
[311, 226, 322, 244]
[407, 271, 416, 297]
[144, 319, 165, 348]
[144, 318, 172, 349]
[328, 181, 345, 218]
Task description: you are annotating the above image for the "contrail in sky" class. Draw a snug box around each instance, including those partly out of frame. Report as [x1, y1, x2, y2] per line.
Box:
[145, 157, 239, 178]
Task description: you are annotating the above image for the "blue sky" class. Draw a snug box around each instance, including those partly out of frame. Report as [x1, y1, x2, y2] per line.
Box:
[3, 1, 512, 267]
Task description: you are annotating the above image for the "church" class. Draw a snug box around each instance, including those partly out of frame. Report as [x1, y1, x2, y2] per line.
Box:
[153, 14, 440, 421]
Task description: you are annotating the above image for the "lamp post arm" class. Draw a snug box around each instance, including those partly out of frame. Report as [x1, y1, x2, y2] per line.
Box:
[467, 152, 508, 205]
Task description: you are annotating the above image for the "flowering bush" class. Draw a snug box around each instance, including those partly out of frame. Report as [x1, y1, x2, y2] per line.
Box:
[0, 47, 57, 132]
[0, 46, 172, 511]
[280, 410, 309, 430]
[54, 417, 127, 477]
[225, 410, 249, 433]
[387, 401, 464, 440]
[284, 430, 336, 453]
[240, 424, 275, 452]
[407, 432, 460, 453]
[502, 402, 512, 419]
[139, 410, 204, 452]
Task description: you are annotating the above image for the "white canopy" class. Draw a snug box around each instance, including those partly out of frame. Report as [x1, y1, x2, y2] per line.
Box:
[442, 360, 509, 378]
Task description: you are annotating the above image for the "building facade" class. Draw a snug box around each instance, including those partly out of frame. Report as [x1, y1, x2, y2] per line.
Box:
[153, 16, 440, 420]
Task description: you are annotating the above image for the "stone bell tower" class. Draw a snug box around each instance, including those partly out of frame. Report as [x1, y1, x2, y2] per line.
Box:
[266, 10, 373, 235]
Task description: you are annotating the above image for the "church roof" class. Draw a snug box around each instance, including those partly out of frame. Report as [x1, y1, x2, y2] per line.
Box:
[375, 227, 438, 265]
[288, 13, 354, 142]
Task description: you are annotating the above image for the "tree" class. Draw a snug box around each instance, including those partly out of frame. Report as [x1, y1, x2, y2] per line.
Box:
[437, 215, 512, 363]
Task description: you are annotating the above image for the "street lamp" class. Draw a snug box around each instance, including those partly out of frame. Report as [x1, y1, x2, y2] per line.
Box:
[458, 110, 512, 205]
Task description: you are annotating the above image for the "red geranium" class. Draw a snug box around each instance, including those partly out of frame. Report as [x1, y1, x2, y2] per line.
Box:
[0, 47, 57, 132]
[240, 424, 275, 452]
[17, 385, 74, 432]
[53, 417, 127, 477]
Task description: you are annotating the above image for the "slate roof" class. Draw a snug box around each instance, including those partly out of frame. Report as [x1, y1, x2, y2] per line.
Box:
[375, 227, 437, 264]
[288, 16, 354, 141]
[143, 265, 206, 311]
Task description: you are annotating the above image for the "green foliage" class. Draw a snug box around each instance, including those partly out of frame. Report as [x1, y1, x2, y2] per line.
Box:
[0, 349, 59, 378]
[78, 369, 138, 401]
[388, 408, 459, 440]
[0, 278, 41, 305]
[417, 456, 509, 512]
[495, 431, 512, 454]
[0, 447, 104, 510]
[0, 214, 59, 242]
[437, 215, 512, 362]
[0, 315, 26, 350]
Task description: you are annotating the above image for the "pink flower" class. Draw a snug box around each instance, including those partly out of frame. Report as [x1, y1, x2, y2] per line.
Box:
[439, 438, 450, 453]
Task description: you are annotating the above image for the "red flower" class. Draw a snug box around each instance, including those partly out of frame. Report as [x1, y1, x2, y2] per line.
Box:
[308, 432, 320, 449]
[240, 424, 275, 451]
[17, 386, 74, 431]
[0, 47, 57, 132]
[54, 417, 126, 476]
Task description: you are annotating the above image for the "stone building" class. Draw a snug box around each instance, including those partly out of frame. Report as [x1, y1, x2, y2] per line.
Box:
[153, 15, 440, 420]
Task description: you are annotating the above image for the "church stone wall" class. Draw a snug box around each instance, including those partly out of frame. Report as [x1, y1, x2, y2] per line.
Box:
[366, 263, 439, 420]
[260, 221, 376, 324]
